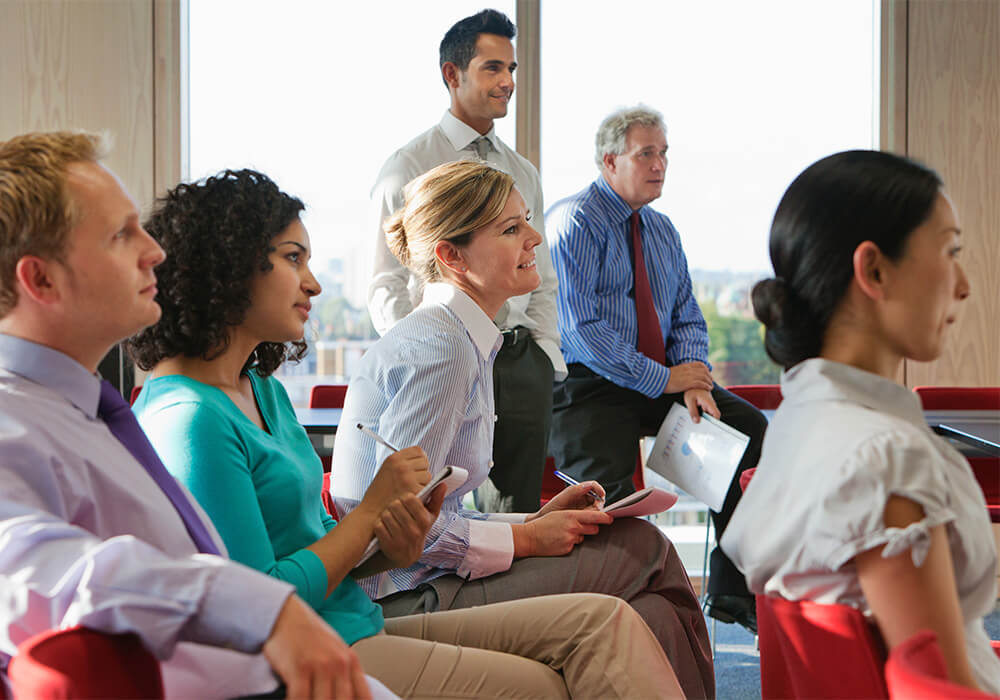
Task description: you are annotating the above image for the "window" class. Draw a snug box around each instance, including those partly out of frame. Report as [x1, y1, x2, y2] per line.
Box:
[189, 0, 515, 404]
[540, 0, 878, 386]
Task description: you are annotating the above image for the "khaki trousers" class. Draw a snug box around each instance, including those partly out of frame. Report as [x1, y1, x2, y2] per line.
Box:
[378, 518, 714, 699]
[352, 593, 683, 699]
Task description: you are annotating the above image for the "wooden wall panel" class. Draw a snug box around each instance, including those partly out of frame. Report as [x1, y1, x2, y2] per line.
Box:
[905, 0, 1000, 387]
[0, 0, 155, 212]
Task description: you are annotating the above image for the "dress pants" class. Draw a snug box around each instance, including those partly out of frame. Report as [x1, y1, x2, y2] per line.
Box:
[376, 518, 715, 699]
[475, 327, 554, 513]
[353, 593, 683, 699]
[549, 364, 767, 599]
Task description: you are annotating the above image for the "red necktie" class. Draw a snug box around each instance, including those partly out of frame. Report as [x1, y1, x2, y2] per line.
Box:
[630, 211, 665, 365]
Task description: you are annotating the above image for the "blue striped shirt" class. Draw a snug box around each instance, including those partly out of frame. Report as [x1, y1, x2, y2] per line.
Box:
[547, 176, 709, 398]
[331, 283, 521, 598]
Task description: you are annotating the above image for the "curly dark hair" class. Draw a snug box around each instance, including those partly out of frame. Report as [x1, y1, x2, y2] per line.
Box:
[125, 169, 307, 377]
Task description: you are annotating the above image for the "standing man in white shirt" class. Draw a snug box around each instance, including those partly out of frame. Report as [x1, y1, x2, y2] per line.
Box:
[368, 9, 565, 513]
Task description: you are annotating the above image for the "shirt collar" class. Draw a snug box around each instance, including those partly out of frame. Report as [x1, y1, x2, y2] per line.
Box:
[420, 282, 502, 360]
[0, 333, 101, 418]
[439, 110, 500, 153]
[781, 357, 927, 429]
[595, 175, 639, 223]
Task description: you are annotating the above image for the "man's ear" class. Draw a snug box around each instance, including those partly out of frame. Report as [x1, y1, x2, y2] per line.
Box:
[442, 62, 462, 90]
[434, 239, 467, 276]
[852, 241, 887, 301]
[602, 152, 617, 175]
[13, 255, 62, 305]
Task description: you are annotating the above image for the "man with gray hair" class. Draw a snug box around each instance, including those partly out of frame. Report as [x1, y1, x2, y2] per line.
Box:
[547, 105, 766, 635]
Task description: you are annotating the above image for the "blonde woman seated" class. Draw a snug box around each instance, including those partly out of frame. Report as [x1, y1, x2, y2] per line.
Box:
[126, 168, 683, 699]
[721, 150, 999, 693]
[332, 160, 714, 699]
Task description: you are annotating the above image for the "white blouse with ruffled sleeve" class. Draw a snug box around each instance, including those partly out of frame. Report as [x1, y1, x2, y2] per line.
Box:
[721, 358, 999, 693]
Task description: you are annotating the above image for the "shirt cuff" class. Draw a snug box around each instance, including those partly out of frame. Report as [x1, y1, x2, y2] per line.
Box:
[487, 512, 529, 523]
[534, 337, 568, 381]
[456, 519, 515, 580]
[635, 358, 672, 398]
[184, 555, 295, 653]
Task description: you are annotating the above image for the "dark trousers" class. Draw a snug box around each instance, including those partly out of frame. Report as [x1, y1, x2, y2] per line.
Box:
[476, 327, 554, 513]
[549, 363, 767, 598]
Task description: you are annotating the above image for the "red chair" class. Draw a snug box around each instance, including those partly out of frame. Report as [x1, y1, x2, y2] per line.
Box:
[309, 384, 349, 409]
[884, 629, 1000, 699]
[913, 386, 1000, 411]
[914, 386, 1000, 523]
[308, 385, 348, 473]
[757, 595, 888, 699]
[321, 472, 340, 519]
[9, 626, 163, 699]
[727, 384, 783, 410]
[129, 384, 143, 406]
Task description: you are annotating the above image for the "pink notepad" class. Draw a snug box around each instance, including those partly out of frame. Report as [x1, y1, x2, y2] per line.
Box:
[602, 487, 679, 518]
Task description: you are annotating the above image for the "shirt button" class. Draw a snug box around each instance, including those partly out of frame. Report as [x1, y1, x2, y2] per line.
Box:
[493, 414, 498, 423]
[488, 460, 495, 469]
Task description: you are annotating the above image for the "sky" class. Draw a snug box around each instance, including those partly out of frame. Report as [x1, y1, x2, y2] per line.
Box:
[189, 0, 877, 307]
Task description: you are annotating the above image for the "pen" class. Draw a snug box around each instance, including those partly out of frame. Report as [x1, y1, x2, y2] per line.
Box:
[553, 469, 605, 502]
[356, 423, 400, 453]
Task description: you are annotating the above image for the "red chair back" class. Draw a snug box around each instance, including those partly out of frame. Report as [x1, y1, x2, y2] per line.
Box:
[309, 384, 348, 408]
[757, 595, 888, 699]
[969, 456, 1000, 523]
[321, 472, 340, 519]
[727, 384, 783, 410]
[884, 629, 1000, 699]
[913, 386, 1000, 411]
[9, 626, 163, 699]
[129, 385, 143, 406]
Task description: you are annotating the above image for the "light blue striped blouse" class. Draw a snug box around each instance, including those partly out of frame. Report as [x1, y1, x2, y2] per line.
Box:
[330, 283, 519, 598]
[547, 176, 710, 398]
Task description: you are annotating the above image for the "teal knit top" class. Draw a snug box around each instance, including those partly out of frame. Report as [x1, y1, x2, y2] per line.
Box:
[134, 370, 383, 645]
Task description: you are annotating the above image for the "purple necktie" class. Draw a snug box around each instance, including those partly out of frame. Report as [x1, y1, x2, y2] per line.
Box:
[98, 380, 220, 554]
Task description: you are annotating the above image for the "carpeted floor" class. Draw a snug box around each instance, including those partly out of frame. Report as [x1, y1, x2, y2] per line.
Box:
[709, 602, 1000, 699]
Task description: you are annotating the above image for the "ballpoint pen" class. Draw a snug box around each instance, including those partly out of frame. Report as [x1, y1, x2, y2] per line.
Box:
[356, 423, 400, 453]
[552, 469, 605, 503]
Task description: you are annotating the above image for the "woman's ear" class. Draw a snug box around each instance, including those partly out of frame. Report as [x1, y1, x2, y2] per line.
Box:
[434, 239, 468, 276]
[852, 241, 887, 301]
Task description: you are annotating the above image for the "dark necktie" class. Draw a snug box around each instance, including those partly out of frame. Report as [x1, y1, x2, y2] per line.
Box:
[470, 136, 491, 161]
[97, 380, 220, 554]
[630, 211, 666, 365]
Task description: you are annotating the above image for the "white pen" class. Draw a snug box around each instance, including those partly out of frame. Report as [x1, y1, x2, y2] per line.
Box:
[553, 469, 605, 503]
[356, 423, 400, 453]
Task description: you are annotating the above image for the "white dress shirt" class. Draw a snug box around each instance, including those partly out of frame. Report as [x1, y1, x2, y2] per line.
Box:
[721, 358, 1000, 693]
[332, 283, 527, 599]
[367, 109, 567, 380]
[0, 334, 289, 698]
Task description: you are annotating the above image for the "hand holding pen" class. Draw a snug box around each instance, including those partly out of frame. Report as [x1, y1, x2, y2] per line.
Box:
[355, 423, 430, 510]
[553, 470, 605, 504]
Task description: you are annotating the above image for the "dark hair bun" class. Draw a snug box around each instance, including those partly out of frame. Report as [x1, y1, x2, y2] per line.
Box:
[752, 277, 821, 370]
[751, 277, 787, 329]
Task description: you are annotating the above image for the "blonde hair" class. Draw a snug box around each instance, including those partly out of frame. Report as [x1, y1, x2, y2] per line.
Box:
[385, 160, 515, 283]
[0, 131, 108, 317]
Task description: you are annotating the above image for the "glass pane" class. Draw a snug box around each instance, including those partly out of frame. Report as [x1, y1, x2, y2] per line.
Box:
[541, 0, 878, 387]
[189, 0, 515, 404]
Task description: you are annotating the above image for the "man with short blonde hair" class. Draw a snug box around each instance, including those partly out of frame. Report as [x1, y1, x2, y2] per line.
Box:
[0, 131, 385, 699]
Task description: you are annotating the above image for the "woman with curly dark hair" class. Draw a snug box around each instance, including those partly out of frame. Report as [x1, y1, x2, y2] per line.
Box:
[127, 168, 684, 699]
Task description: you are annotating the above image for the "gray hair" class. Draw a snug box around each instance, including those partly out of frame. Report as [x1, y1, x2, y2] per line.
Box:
[594, 105, 666, 169]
